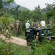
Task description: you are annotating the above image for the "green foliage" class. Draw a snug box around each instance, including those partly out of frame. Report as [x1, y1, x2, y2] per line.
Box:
[0, 38, 55, 55]
[31, 6, 41, 20]
[2, 0, 14, 5]
[31, 40, 55, 55]
[0, 38, 31, 55]
[0, 0, 3, 8]
[46, 6, 55, 23]
[0, 17, 11, 27]
[0, 8, 6, 16]
[0, 0, 14, 9]
[0, 17, 15, 34]
[0, 2, 55, 55]
[8, 0, 14, 3]
[51, 25, 55, 36]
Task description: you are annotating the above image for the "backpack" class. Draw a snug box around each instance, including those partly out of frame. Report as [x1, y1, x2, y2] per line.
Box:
[33, 22, 38, 28]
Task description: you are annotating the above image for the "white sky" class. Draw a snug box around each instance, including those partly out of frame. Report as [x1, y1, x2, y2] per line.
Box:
[15, 0, 55, 10]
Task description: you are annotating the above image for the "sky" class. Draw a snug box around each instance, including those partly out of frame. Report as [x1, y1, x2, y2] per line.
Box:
[15, 0, 55, 10]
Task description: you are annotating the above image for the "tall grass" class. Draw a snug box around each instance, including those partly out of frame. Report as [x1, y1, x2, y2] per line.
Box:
[0, 38, 55, 55]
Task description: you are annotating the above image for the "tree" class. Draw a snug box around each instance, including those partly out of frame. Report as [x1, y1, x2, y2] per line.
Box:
[45, 4, 53, 11]
[0, 0, 3, 8]
[0, 0, 14, 17]
[32, 5, 41, 20]
[46, 3, 55, 24]
[0, 0, 14, 8]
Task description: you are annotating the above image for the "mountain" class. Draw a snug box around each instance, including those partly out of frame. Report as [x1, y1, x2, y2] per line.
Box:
[2, 0, 29, 11]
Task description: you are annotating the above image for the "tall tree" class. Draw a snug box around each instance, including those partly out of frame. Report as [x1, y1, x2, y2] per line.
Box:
[46, 4, 53, 11]
[0, 0, 3, 8]
[32, 5, 41, 20]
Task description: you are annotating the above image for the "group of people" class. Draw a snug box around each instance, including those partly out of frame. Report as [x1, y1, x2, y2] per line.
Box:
[25, 19, 46, 42]
[25, 19, 46, 30]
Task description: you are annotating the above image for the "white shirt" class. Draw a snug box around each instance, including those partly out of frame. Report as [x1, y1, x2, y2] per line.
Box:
[25, 22, 30, 28]
[40, 21, 45, 26]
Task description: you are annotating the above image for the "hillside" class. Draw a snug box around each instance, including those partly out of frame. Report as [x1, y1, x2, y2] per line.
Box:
[2, 0, 29, 10]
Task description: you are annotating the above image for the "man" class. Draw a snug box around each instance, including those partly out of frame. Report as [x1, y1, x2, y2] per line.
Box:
[47, 21, 51, 28]
[40, 19, 46, 28]
[32, 20, 39, 38]
[25, 20, 30, 40]
[32, 20, 38, 28]
[40, 19, 46, 39]
[25, 20, 30, 32]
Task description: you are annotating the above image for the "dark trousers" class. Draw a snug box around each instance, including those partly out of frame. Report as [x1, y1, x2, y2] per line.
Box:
[25, 32, 30, 40]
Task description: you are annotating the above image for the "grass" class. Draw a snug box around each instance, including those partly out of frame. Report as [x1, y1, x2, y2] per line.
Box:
[0, 36, 55, 55]
[10, 30, 25, 39]
[0, 38, 32, 55]
[31, 40, 55, 55]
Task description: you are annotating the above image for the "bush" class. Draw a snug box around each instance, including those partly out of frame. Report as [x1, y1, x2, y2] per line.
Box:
[51, 25, 55, 36]
[0, 17, 15, 34]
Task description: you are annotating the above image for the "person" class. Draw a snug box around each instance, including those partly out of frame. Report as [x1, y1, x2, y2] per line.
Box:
[25, 20, 30, 32]
[40, 19, 46, 28]
[32, 20, 39, 37]
[25, 20, 30, 28]
[47, 21, 51, 28]
[40, 19, 46, 39]
[32, 20, 38, 28]
[25, 20, 30, 40]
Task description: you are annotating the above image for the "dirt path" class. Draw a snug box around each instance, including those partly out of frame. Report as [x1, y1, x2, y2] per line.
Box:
[0, 34, 27, 46]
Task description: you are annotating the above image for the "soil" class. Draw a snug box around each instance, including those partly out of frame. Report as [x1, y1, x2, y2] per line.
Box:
[0, 34, 27, 46]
